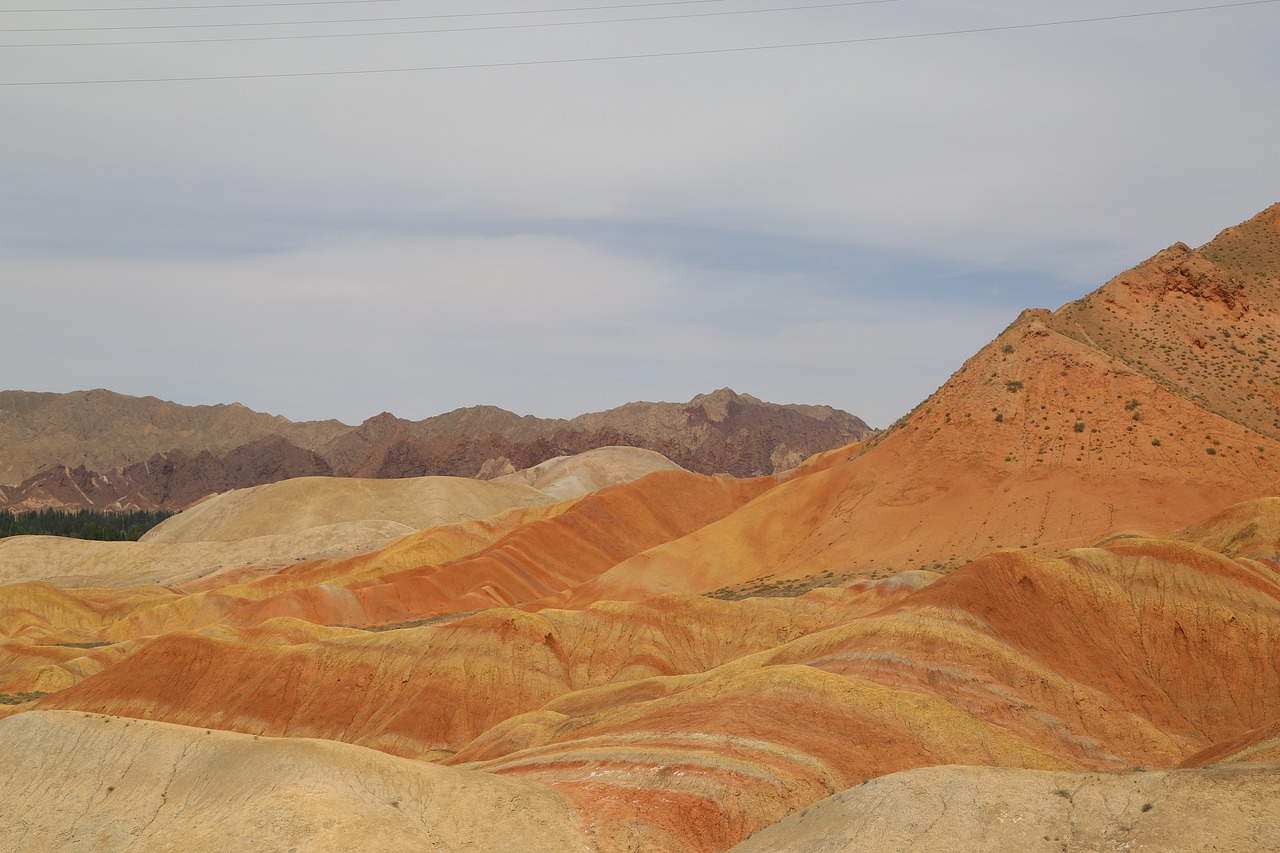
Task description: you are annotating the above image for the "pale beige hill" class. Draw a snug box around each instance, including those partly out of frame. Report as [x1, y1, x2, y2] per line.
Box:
[0, 520, 417, 588]
[142, 475, 556, 544]
[497, 446, 685, 499]
[0, 710, 589, 853]
[730, 762, 1280, 853]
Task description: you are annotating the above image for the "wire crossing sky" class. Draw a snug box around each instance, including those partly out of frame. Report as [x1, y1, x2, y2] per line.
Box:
[2, 0, 1276, 84]
[2, 0, 1277, 426]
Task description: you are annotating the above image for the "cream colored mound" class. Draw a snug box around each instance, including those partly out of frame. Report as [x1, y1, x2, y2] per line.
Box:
[0, 710, 589, 853]
[142, 475, 556, 543]
[498, 446, 684, 500]
[730, 762, 1280, 853]
[0, 520, 415, 588]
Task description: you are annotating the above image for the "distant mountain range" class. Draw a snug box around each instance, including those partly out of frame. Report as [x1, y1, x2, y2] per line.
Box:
[0, 388, 874, 511]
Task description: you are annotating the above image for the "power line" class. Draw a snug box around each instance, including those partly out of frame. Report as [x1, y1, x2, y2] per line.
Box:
[0, 0, 726, 32]
[2, 0, 1276, 86]
[1, 0, 897, 47]
[4, 0, 414, 11]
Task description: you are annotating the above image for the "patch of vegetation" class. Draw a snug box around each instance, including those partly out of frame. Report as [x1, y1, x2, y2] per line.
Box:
[1073, 422, 1086, 433]
[0, 508, 174, 541]
[0, 691, 49, 705]
[350, 611, 478, 632]
[708, 569, 854, 600]
[1006, 380, 1024, 393]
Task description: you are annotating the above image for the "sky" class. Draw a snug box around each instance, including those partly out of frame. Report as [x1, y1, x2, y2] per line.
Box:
[2, 0, 1278, 428]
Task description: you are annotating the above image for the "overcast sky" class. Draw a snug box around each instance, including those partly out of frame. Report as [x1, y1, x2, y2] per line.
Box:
[2, 0, 1277, 428]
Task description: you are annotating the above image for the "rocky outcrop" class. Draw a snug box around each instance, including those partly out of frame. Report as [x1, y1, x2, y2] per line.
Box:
[0, 436, 332, 511]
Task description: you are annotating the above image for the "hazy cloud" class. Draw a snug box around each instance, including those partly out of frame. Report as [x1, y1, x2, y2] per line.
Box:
[3, 0, 1277, 425]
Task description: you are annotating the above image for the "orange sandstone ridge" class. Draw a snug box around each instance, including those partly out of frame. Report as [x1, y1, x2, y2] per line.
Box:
[2, 203, 1280, 851]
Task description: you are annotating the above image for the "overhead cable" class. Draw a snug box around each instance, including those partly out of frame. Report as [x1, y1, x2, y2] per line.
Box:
[2, 0, 1276, 86]
[1, 0, 899, 47]
[0, 0, 729, 32]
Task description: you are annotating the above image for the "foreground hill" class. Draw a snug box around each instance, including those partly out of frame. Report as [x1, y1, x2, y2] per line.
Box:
[729, 763, 1280, 853]
[0, 389, 871, 511]
[0, 710, 589, 853]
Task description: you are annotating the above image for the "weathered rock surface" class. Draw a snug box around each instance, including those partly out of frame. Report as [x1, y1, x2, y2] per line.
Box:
[0, 710, 590, 853]
[729, 762, 1280, 853]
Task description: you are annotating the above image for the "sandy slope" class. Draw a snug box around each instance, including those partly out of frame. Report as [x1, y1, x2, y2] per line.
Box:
[0, 520, 417, 588]
[498, 446, 684, 499]
[729, 762, 1280, 853]
[0, 710, 589, 853]
[142, 475, 555, 543]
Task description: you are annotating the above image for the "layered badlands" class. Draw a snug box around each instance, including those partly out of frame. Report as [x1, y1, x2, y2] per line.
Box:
[2, 204, 1280, 851]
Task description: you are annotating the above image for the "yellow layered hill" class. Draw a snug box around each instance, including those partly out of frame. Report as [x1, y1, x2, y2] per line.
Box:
[0, 520, 416, 588]
[142, 475, 555, 543]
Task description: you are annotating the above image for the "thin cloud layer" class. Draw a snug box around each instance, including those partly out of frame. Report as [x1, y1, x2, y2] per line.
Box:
[2, 0, 1277, 424]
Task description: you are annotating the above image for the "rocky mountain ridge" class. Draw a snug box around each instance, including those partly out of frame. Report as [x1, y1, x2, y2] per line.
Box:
[0, 389, 874, 511]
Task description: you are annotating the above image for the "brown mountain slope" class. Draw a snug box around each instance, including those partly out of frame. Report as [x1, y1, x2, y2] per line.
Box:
[0, 436, 333, 511]
[317, 388, 872, 480]
[0, 389, 345, 486]
[1047, 201, 1280, 439]
[0, 389, 872, 510]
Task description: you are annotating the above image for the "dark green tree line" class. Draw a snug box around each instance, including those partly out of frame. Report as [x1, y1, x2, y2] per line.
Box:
[0, 508, 174, 541]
